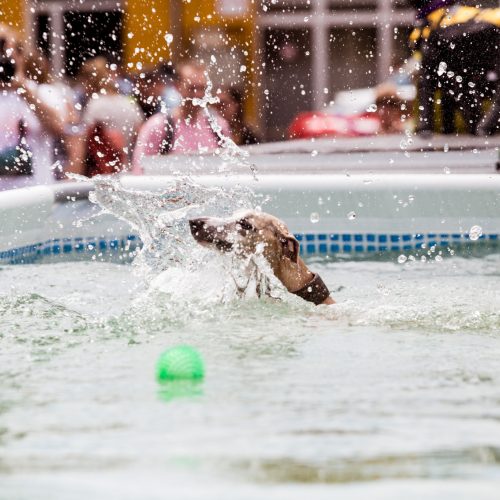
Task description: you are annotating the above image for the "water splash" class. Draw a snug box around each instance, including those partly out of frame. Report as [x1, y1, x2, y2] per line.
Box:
[77, 174, 254, 275]
[68, 75, 268, 309]
[190, 72, 258, 180]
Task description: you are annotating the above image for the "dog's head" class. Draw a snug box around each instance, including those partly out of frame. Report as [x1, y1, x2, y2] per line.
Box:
[189, 210, 300, 270]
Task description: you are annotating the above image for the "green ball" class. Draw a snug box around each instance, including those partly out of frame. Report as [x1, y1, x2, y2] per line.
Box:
[156, 345, 205, 382]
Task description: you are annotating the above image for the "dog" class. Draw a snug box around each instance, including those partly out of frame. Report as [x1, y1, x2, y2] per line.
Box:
[409, 1, 500, 135]
[189, 210, 334, 305]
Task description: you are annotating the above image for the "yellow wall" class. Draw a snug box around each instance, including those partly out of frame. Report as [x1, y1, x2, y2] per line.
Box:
[180, 0, 258, 124]
[0, 0, 24, 33]
[123, 0, 172, 69]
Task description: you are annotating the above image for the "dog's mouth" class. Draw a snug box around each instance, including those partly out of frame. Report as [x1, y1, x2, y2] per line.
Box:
[189, 218, 234, 252]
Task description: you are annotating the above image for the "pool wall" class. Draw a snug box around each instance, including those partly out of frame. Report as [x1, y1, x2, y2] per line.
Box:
[1, 172, 499, 264]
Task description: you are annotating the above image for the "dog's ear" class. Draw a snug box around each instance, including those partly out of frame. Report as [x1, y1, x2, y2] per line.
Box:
[281, 235, 299, 263]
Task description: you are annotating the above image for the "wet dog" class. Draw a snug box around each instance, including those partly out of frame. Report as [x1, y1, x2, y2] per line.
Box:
[189, 210, 334, 305]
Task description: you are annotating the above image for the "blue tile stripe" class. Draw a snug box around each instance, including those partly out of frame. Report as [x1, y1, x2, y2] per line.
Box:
[294, 232, 499, 255]
[1, 232, 499, 264]
[0, 235, 140, 265]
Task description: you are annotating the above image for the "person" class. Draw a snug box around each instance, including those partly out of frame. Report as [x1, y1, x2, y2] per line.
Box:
[0, 25, 65, 191]
[132, 60, 230, 174]
[25, 50, 82, 177]
[134, 63, 181, 118]
[374, 85, 410, 135]
[81, 56, 144, 175]
[217, 87, 260, 145]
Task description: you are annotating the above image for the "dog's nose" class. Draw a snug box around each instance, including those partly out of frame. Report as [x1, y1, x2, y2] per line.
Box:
[189, 218, 208, 238]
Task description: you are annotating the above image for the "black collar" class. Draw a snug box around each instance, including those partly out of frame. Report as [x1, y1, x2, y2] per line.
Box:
[292, 273, 330, 305]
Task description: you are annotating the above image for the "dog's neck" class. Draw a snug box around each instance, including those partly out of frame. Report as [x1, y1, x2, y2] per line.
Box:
[275, 257, 334, 305]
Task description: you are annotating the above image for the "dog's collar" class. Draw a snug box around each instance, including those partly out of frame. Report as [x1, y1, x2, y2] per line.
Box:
[292, 273, 330, 305]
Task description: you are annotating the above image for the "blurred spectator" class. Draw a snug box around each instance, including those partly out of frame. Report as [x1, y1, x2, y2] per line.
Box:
[132, 60, 230, 174]
[74, 56, 104, 110]
[217, 87, 260, 145]
[375, 85, 410, 135]
[0, 24, 65, 191]
[81, 56, 144, 175]
[25, 50, 81, 177]
[135, 63, 180, 118]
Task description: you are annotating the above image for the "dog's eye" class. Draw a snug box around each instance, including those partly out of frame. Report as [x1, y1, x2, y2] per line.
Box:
[237, 218, 254, 231]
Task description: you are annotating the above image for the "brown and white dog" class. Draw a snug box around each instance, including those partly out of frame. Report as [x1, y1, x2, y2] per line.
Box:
[189, 210, 334, 305]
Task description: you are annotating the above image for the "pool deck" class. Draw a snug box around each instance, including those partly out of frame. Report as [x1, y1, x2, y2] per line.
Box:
[143, 134, 500, 176]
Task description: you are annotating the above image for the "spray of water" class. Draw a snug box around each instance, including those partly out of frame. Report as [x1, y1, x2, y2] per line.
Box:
[68, 83, 278, 315]
[190, 72, 258, 180]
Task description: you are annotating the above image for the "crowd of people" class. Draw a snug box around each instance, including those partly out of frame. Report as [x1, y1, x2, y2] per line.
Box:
[0, 23, 260, 191]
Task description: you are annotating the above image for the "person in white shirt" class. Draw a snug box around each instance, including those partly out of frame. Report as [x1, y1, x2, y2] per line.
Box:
[25, 50, 82, 178]
[0, 24, 64, 191]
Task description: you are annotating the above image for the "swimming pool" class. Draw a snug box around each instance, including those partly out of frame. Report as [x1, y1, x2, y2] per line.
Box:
[1, 255, 500, 500]
[1, 136, 500, 499]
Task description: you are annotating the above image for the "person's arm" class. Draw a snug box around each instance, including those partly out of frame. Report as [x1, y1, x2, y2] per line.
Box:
[4, 44, 65, 137]
[131, 114, 165, 175]
[14, 79, 65, 138]
[63, 130, 86, 176]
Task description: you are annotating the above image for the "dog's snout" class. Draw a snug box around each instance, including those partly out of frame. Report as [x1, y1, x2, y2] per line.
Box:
[189, 217, 219, 245]
[189, 218, 208, 238]
[189, 216, 234, 252]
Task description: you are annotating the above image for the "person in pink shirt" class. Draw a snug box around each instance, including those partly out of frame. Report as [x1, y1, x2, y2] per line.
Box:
[132, 61, 230, 174]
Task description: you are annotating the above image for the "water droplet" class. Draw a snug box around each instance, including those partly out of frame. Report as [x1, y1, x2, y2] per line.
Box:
[317, 196, 324, 206]
[164, 33, 173, 45]
[435, 255, 443, 262]
[472, 148, 478, 154]
[347, 211, 356, 220]
[398, 254, 407, 264]
[311, 150, 318, 157]
[444, 143, 449, 152]
[366, 104, 377, 113]
[468, 81, 476, 88]
[437, 61, 447, 76]
[443, 166, 451, 174]
[469, 225, 482, 241]
[456, 75, 462, 83]
[310, 212, 320, 223]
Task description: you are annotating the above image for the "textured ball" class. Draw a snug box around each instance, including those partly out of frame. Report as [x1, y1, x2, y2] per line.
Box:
[156, 345, 205, 382]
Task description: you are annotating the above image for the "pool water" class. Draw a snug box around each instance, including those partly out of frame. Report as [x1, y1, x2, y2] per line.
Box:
[1, 254, 500, 499]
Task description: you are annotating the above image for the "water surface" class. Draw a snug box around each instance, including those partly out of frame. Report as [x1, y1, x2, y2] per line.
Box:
[1, 255, 500, 499]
